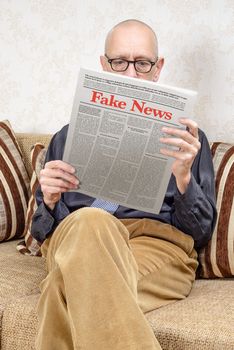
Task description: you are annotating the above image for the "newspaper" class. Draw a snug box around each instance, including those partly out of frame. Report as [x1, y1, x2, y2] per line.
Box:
[63, 68, 197, 214]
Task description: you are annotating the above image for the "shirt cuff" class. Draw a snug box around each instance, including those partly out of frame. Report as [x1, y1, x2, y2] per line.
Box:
[32, 200, 70, 242]
[44, 200, 70, 222]
[174, 174, 201, 214]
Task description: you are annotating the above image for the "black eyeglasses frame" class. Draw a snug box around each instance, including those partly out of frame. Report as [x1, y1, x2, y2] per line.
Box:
[105, 54, 158, 73]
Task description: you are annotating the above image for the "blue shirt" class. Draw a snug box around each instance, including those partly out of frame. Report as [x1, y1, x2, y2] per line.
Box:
[31, 124, 217, 249]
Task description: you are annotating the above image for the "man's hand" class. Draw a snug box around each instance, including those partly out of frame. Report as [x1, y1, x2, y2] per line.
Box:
[160, 118, 201, 194]
[39, 160, 79, 210]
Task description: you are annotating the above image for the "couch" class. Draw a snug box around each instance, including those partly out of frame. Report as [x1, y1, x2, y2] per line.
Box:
[0, 129, 233, 350]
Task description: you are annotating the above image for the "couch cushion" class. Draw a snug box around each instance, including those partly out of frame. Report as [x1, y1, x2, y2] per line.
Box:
[17, 144, 46, 256]
[0, 240, 46, 349]
[0, 240, 46, 304]
[0, 303, 4, 349]
[198, 143, 234, 278]
[1, 294, 39, 350]
[0, 120, 30, 242]
[146, 279, 234, 349]
[1, 279, 233, 350]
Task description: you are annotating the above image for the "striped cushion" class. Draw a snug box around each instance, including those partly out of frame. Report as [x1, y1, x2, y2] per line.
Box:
[199, 143, 234, 278]
[0, 120, 30, 242]
[17, 144, 46, 256]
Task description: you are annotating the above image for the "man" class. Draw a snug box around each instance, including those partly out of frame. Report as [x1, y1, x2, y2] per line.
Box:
[32, 19, 217, 350]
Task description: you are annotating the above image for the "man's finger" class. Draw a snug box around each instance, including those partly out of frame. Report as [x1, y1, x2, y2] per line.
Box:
[44, 160, 76, 174]
[179, 118, 199, 138]
[40, 176, 78, 189]
[40, 168, 79, 185]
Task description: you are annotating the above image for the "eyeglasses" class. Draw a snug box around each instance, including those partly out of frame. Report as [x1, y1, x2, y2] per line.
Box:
[105, 54, 157, 73]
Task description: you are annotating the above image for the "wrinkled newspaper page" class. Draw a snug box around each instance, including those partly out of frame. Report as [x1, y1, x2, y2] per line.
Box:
[63, 68, 197, 214]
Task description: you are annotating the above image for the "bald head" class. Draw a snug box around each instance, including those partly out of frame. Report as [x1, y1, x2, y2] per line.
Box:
[100, 19, 164, 81]
[105, 19, 158, 57]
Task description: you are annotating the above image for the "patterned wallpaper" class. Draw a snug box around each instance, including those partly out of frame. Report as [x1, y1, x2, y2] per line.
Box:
[0, 0, 233, 142]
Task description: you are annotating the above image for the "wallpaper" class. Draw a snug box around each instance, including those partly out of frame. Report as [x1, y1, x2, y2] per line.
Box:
[0, 0, 233, 143]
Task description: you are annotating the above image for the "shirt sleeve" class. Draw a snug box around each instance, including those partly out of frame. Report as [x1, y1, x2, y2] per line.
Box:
[171, 129, 217, 249]
[31, 126, 71, 242]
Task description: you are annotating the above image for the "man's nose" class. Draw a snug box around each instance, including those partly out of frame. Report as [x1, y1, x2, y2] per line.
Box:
[123, 62, 138, 78]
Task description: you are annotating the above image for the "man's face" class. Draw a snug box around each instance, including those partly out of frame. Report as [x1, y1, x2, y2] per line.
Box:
[100, 24, 164, 82]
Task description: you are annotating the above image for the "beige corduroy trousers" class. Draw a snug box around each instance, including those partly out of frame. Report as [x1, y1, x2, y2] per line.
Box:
[35, 207, 198, 350]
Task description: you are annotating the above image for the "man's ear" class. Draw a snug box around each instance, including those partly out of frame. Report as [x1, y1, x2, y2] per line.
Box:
[100, 55, 108, 71]
[153, 57, 164, 82]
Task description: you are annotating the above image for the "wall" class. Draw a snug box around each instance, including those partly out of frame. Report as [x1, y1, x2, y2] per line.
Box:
[0, 0, 233, 142]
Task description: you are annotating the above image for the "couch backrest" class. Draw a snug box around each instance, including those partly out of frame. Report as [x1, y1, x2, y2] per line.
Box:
[16, 133, 52, 177]
[15, 133, 234, 278]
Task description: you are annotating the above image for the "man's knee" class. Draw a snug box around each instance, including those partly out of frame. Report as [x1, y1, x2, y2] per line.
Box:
[55, 207, 110, 235]
[73, 206, 111, 222]
[68, 207, 117, 235]
[54, 207, 128, 245]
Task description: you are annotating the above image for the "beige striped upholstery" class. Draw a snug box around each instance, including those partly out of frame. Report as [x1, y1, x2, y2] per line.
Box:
[198, 143, 234, 278]
[0, 121, 30, 242]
